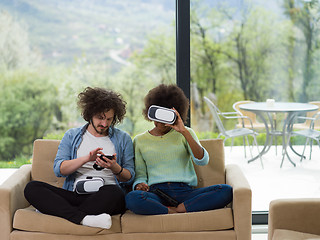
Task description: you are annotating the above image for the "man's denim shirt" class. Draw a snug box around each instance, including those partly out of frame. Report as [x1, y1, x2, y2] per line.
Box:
[53, 124, 135, 192]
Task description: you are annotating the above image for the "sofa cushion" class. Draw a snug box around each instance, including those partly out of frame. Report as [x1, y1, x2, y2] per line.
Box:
[121, 207, 233, 233]
[13, 206, 121, 235]
[31, 140, 65, 188]
[194, 139, 226, 187]
[273, 229, 320, 240]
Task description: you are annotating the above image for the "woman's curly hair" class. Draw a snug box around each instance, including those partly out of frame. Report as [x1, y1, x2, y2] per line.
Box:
[78, 87, 126, 126]
[143, 84, 189, 123]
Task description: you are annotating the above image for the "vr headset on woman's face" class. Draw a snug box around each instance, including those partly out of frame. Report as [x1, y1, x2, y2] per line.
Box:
[148, 105, 177, 124]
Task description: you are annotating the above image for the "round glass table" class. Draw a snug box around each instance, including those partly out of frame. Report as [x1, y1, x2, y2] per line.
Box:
[240, 102, 319, 167]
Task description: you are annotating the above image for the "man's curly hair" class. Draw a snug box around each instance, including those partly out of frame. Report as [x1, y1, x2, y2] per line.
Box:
[78, 87, 126, 126]
[143, 84, 189, 123]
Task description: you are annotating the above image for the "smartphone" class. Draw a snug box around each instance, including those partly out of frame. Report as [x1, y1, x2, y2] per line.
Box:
[93, 155, 113, 171]
[152, 188, 179, 207]
[99, 155, 113, 162]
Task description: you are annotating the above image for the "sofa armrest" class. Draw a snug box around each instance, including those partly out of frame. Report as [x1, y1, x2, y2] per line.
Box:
[225, 164, 252, 240]
[268, 198, 320, 240]
[0, 164, 32, 240]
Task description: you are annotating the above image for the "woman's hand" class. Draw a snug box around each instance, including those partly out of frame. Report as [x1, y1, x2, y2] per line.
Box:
[135, 182, 149, 191]
[165, 108, 187, 134]
[166, 108, 204, 159]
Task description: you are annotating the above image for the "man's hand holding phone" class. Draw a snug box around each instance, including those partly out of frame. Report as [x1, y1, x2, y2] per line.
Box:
[93, 154, 116, 171]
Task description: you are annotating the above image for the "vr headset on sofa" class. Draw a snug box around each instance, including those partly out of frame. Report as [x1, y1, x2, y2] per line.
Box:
[74, 176, 104, 194]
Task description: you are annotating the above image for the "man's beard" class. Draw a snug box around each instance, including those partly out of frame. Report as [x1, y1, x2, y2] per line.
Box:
[92, 122, 109, 136]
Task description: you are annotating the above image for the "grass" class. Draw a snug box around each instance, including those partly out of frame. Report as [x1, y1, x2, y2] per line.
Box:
[196, 131, 269, 146]
[0, 155, 31, 168]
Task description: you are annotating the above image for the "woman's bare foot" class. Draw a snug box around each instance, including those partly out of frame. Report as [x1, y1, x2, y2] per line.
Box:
[168, 203, 186, 214]
[168, 207, 178, 214]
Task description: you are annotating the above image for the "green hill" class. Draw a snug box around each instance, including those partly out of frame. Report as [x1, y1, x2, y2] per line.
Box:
[0, 0, 175, 67]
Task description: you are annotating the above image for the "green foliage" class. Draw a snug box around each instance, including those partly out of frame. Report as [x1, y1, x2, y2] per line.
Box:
[196, 131, 284, 147]
[0, 11, 40, 69]
[132, 30, 176, 85]
[111, 64, 153, 136]
[1, 0, 320, 163]
[202, 131, 319, 147]
[196, 131, 220, 140]
[43, 132, 65, 140]
[282, 0, 320, 102]
[0, 0, 175, 68]
[0, 69, 58, 160]
[0, 155, 31, 168]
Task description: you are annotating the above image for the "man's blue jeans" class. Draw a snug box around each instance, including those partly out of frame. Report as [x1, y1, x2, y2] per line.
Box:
[125, 182, 233, 215]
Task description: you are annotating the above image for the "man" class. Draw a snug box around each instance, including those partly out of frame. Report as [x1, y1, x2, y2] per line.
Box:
[24, 87, 134, 229]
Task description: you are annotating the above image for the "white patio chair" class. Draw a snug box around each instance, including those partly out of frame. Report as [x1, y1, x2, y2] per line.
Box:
[293, 101, 320, 131]
[233, 101, 280, 155]
[204, 97, 263, 168]
[233, 101, 265, 130]
[284, 112, 320, 163]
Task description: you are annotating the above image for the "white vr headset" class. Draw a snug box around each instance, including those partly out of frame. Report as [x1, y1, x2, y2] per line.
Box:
[148, 105, 177, 124]
[74, 177, 104, 194]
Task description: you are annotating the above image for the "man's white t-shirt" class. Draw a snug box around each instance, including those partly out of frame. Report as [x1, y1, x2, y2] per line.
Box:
[74, 130, 117, 189]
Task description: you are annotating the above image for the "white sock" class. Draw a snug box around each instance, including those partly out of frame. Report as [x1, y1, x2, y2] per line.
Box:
[81, 213, 112, 229]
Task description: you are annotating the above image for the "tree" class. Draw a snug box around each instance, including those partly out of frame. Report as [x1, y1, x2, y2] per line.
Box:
[283, 0, 320, 102]
[0, 11, 40, 70]
[112, 64, 154, 136]
[122, 31, 176, 135]
[0, 70, 58, 160]
[0, 11, 57, 160]
[190, 5, 224, 110]
[222, 6, 279, 101]
[132, 30, 176, 84]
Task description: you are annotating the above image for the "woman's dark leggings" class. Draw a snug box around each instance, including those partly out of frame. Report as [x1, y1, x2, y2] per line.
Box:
[24, 180, 126, 224]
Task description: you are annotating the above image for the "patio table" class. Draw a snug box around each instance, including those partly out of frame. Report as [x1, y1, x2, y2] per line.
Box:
[240, 102, 319, 167]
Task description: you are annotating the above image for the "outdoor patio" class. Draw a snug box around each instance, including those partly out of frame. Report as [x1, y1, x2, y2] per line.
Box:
[225, 144, 320, 212]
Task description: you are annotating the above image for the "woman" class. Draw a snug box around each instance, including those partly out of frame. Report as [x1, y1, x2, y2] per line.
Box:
[125, 84, 232, 215]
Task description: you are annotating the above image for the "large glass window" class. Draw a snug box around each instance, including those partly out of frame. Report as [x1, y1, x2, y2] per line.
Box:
[0, 0, 175, 165]
[190, 0, 320, 214]
[3, 0, 320, 220]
